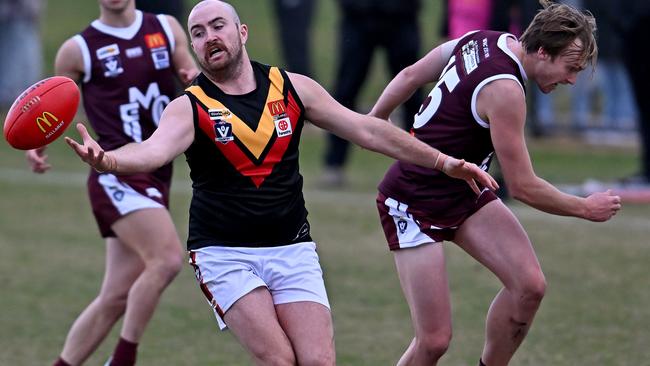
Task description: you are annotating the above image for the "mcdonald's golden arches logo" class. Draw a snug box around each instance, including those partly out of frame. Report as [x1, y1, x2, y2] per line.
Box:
[145, 32, 166, 49]
[35, 111, 59, 133]
[267, 100, 285, 116]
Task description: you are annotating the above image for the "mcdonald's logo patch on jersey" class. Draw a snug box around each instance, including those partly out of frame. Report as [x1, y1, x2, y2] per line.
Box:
[145, 32, 167, 49]
[267, 100, 286, 117]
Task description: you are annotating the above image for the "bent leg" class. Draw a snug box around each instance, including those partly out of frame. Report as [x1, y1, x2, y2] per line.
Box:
[224, 287, 297, 366]
[454, 200, 547, 366]
[59, 238, 144, 365]
[393, 243, 452, 366]
[276, 301, 335, 366]
[111, 208, 184, 342]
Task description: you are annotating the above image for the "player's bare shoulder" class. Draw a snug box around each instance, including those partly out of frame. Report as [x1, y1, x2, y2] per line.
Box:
[54, 37, 84, 82]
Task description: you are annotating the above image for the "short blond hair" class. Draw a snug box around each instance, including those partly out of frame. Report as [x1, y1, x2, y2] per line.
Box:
[520, 0, 597, 67]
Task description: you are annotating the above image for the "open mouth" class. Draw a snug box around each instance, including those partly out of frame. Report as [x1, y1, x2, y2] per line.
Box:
[208, 46, 224, 59]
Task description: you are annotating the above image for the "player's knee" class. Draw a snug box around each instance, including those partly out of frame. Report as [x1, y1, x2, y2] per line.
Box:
[149, 251, 183, 284]
[518, 271, 547, 310]
[252, 346, 296, 366]
[417, 329, 452, 361]
[296, 344, 335, 366]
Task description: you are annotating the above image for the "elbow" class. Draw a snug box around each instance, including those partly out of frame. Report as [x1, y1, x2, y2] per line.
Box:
[399, 66, 419, 89]
[508, 182, 530, 203]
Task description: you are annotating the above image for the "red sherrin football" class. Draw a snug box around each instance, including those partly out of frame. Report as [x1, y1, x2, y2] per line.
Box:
[3, 76, 80, 150]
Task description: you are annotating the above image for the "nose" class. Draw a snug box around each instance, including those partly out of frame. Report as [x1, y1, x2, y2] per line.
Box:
[204, 28, 220, 42]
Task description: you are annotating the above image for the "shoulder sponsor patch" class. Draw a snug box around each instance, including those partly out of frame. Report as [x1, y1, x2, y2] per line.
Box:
[461, 40, 480, 74]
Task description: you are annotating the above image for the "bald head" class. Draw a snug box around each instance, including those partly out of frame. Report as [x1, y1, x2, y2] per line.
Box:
[188, 0, 240, 32]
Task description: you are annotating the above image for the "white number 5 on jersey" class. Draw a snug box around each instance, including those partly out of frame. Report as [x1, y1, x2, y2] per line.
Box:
[413, 56, 460, 129]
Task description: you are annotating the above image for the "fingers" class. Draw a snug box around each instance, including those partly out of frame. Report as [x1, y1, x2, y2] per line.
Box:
[467, 179, 480, 195]
[467, 164, 499, 191]
[65, 136, 84, 156]
[76, 123, 92, 143]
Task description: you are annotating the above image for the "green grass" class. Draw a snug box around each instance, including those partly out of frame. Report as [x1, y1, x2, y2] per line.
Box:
[2, 129, 649, 365]
[2, 1, 649, 365]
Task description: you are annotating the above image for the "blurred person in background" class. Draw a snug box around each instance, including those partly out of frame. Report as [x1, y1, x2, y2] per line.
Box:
[573, 0, 638, 143]
[443, 0, 493, 39]
[136, 0, 184, 20]
[320, 0, 423, 187]
[272, 0, 316, 77]
[26, 0, 198, 365]
[0, 0, 43, 111]
[370, 1, 621, 364]
[611, 0, 650, 188]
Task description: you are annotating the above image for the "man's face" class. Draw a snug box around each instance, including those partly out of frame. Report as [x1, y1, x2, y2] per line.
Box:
[188, 1, 247, 75]
[536, 39, 586, 94]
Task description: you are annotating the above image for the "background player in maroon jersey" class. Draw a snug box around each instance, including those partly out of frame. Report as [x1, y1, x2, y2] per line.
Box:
[25, 0, 198, 365]
[370, 1, 621, 365]
[63, 1, 498, 364]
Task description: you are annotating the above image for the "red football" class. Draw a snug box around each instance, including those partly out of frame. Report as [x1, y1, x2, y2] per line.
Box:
[3, 76, 80, 150]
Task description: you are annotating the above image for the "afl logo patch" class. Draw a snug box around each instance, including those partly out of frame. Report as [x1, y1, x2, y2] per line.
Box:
[214, 120, 234, 144]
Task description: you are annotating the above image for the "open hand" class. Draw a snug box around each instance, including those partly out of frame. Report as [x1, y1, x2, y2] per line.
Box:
[442, 157, 499, 195]
[64, 123, 116, 173]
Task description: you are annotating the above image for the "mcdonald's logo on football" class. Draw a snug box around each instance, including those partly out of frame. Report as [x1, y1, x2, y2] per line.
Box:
[267, 100, 285, 116]
[35, 111, 59, 133]
[145, 32, 166, 49]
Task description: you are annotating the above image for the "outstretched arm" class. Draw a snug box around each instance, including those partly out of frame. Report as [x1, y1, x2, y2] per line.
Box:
[65, 95, 195, 174]
[481, 78, 621, 221]
[289, 72, 498, 194]
[370, 39, 458, 119]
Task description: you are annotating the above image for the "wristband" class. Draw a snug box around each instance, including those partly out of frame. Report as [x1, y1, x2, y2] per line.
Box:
[434, 152, 448, 171]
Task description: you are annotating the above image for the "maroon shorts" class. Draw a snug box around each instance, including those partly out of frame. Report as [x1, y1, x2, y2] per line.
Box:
[376, 190, 498, 251]
[87, 171, 170, 238]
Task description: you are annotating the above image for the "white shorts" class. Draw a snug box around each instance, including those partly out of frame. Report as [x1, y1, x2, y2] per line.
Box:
[188, 241, 330, 330]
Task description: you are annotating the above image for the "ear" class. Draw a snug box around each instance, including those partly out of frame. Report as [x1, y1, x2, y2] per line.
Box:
[240, 23, 248, 45]
[537, 47, 549, 60]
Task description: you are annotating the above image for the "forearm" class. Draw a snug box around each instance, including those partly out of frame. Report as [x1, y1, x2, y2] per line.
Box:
[357, 118, 443, 170]
[370, 69, 420, 119]
[103, 141, 171, 174]
[510, 176, 587, 218]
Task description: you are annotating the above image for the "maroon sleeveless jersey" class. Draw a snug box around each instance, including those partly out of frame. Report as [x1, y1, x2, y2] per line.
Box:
[74, 10, 178, 183]
[378, 31, 527, 218]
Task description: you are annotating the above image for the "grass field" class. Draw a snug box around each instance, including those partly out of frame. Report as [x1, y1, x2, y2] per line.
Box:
[2, 1, 650, 365]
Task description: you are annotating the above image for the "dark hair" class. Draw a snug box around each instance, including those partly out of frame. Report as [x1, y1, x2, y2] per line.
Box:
[520, 0, 597, 66]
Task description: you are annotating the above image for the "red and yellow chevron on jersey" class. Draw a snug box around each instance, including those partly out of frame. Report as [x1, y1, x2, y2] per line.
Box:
[183, 61, 311, 250]
[186, 66, 301, 187]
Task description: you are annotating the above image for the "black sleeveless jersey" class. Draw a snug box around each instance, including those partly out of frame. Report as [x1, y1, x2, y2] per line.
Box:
[184, 61, 311, 249]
